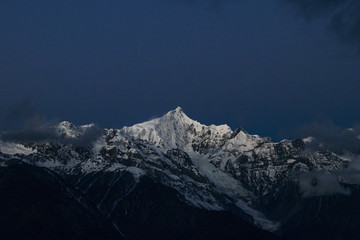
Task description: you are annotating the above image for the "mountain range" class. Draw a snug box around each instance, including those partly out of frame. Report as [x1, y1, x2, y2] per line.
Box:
[1, 107, 359, 240]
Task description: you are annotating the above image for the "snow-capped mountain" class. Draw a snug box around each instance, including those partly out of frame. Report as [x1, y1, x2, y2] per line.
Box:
[0, 107, 357, 240]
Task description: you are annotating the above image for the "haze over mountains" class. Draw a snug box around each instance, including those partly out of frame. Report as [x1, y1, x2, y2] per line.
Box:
[1, 108, 360, 240]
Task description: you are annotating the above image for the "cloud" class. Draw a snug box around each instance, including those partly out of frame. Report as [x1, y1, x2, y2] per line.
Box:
[284, 0, 360, 49]
[292, 121, 360, 155]
[0, 102, 103, 147]
[173, 0, 360, 49]
[299, 155, 360, 197]
[1, 123, 59, 144]
[0, 100, 44, 131]
[299, 170, 350, 197]
[290, 121, 360, 197]
[338, 155, 360, 185]
[0, 123, 103, 147]
[68, 124, 103, 146]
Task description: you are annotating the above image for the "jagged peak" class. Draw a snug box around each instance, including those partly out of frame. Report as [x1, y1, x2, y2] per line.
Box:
[57, 121, 95, 138]
[58, 121, 75, 128]
[164, 107, 187, 118]
[174, 106, 183, 112]
[58, 121, 95, 128]
[125, 107, 197, 129]
[162, 107, 200, 126]
[165, 106, 184, 115]
[121, 107, 235, 150]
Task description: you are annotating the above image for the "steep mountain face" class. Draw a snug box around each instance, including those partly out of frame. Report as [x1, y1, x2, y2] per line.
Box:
[0, 107, 358, 239]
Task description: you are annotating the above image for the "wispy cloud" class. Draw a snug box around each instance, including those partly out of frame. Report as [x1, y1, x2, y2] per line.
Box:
[299, 170, 350, 197]
[0, 102, 102, 146]
[291, 121, 360, 155]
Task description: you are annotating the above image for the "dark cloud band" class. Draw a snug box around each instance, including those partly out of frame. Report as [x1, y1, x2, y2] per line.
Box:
[285, 0, 360, 49]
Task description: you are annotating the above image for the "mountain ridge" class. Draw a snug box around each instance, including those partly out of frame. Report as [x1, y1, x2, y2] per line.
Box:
[0, 107, 358, 239]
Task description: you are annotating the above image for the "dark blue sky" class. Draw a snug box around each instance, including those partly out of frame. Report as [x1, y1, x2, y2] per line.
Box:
[1, 0, 360, 139]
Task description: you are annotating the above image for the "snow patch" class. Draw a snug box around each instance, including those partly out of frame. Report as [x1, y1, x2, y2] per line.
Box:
[287, 159, 296, 164]
[188, 152, 248, 199]
[188, 151, 279, 231]
[125, 166, 145, 180]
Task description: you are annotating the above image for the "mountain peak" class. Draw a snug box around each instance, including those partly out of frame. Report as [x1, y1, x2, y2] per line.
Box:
[57, 121, 95, 139]
[175, 106, 183, 112]
[165, 106, 185, 117]
[121, 107, 235, 150]
[163, 107, 195, 125]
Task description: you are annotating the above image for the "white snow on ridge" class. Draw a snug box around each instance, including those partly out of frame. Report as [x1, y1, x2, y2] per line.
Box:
[121, 107, 203, 148]
[188, 151, 279, 231]
[122, 119, 163, 146]
[0, 107, 289, 232]
[225, 130, 262, 153]
[188, 151, 248, 198]
[121, 107, 234, 151]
